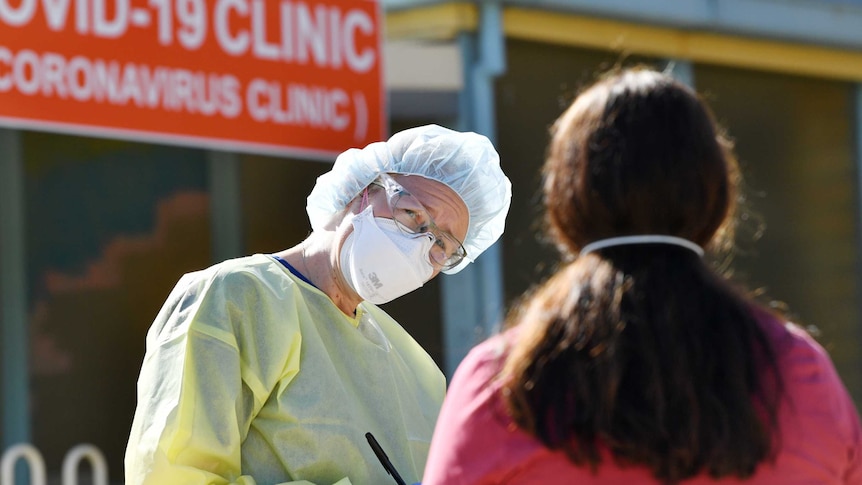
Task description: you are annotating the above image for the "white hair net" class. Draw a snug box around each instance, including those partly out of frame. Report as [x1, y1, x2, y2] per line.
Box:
[307, 124, 512, 274]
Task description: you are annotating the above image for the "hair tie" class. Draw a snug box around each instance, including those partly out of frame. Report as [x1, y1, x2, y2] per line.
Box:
[579, 235, 704, 257]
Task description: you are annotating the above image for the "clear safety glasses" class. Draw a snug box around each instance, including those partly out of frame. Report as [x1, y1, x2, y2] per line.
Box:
[370, 172, 467, 270]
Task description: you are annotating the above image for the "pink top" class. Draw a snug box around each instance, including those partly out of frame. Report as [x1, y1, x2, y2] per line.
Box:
[423, 312, 862, 484]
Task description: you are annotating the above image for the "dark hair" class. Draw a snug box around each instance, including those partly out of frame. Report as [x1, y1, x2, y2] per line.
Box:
[502, 67, 782, 483]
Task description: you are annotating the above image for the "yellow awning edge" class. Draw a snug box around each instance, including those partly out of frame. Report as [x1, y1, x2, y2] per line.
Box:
[385, 2, 862, 82]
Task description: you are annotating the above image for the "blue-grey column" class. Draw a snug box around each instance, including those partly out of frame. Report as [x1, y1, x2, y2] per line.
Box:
[207, 151, 244, 262]
[441, 0, 506, 377]
[0, 128, 30, 449]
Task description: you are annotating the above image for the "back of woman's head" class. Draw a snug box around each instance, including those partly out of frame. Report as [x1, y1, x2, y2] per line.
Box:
[503, 67, 781, 483]
[544, 68, 735, 255]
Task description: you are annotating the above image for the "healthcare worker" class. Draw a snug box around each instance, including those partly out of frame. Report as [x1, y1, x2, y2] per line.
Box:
[124, 124, 512, 485]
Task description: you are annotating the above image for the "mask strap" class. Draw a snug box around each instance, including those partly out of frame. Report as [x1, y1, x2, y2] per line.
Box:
[360, 187, 370, 211]
[579, 235, 704, 257]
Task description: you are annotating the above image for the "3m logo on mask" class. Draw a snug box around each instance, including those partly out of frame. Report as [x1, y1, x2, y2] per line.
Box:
[368, 272, 383, 289]
[340, 206, 435, 305]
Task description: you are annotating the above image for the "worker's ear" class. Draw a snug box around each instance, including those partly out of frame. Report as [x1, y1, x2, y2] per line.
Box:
[321, 207, 350, 231]
[322, 185, 374, 230]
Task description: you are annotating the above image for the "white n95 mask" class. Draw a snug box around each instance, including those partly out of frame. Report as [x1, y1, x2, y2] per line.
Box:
[340, 206, 435, 304]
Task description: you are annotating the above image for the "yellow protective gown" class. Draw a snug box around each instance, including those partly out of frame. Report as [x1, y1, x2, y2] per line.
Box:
[124, 254, 446, 485]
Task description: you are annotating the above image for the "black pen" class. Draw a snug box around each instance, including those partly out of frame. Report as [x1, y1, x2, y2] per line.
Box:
[365, 432, 407, 485]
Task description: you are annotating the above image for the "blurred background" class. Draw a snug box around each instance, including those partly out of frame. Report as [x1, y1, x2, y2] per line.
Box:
[2, 0, 862, 482]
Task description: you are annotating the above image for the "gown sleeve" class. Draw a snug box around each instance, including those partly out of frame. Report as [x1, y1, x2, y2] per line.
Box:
[124, 266, 351, 485]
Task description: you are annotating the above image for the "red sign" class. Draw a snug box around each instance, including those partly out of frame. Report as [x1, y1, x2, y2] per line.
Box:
[0, 0, 385, 158]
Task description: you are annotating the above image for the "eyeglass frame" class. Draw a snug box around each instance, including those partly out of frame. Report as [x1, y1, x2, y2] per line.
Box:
[367, 172, 468, 270]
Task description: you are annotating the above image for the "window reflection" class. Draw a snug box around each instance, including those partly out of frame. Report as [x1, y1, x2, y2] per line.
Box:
[24, 133, 210, 482]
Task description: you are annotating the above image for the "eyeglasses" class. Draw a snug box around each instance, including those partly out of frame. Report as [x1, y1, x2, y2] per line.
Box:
[370, 172, 467, 270]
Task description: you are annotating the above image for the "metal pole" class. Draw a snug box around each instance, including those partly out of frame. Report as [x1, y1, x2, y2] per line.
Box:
[0, 128, 31, 449]
[441, 0, 507, 377]
[664, 59, 694, 86]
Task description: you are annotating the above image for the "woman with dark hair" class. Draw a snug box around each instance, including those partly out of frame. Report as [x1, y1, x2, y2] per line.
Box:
[422, 68, 862, 484]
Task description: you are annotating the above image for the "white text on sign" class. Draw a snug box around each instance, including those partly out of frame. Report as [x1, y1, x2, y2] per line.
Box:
[0, 0, 376, 73]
